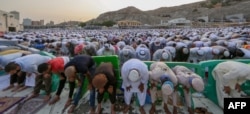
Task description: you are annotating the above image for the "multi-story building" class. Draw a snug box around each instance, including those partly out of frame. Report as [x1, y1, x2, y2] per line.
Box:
[10, 11, 20, 20]
[0, 10, 22, 32]
[117, 20, 141, 28]
[23, 18, 32, 26]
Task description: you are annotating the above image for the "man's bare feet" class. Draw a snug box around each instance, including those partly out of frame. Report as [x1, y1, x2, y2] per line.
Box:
[123, 105, 130, 113]
[97, 104, 102, 114]
[89, 108, 95, 114]
[67, 105, 76, 113]
[44, 95, 51, 102]
[2, 85, 14, 91]
[64, 98, 72, 107]
[149, 104, 156, 114]
[25, 93, 39, 102]
[49, 95, 60, 105]
[17, 86, 28, 92]
[164, 103, 171, 114]
[139, 107, 146, 114]
[173, 106, 178, 114]
[111, 104, 115, 114]
[11, 85, 24, 92]
[188, 107, 194, 114]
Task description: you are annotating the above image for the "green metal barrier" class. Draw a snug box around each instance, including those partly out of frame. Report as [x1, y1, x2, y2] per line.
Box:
[92, 55, 121, 80]
[39, 51, 56, 58]
[199, 59, 250, 106]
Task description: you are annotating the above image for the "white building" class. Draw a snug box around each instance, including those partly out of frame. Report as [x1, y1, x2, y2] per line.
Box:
[23, 18, 32, 26]
[0, 10, 22, 32]
[10, 11, 20, 20]
[168, 18, 191, 24]
[225, 13, 246, 22]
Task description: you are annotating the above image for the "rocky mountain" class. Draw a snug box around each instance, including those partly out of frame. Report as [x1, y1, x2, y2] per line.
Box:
[87, 0, 250, 25]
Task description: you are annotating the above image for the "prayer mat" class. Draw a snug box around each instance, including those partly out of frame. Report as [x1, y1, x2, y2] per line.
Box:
[8, 96, 47, 114]
[0, 97, 24, 113]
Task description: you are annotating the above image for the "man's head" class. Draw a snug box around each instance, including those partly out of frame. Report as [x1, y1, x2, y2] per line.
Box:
[189, 77, 204, 92]
[38, 63, 51, 75]
[160, 74, 171, 84]
[64, 66, 77, 79]
[123, 49, 130, 56]
[4, 62, 20, 75]
[128, 69, 140, 82]
[161, 81, 174, 95]
[104, 43, 110, 50]
[92, 74, 108, 89]
[161, 52, 169, 60]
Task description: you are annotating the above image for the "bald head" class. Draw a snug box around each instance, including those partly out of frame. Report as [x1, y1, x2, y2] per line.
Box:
[92, 74, 107, 89]
[64, 66, 76, 78]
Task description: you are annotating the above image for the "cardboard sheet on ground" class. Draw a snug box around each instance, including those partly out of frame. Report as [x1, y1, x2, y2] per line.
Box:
[25, 73, 35, 87]
[0, 75, 10, 90]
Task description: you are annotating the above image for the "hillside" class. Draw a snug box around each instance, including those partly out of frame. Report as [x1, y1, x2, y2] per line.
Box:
[87, 0, 250, 25]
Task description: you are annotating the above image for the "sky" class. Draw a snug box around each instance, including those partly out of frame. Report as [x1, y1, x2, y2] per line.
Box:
[0, 0, 204, 24]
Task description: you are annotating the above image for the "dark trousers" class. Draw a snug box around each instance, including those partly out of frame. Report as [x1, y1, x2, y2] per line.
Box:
[33, 74, 52, 95]
[10, 71, 26, 85]
[55, 73, 66, 96]
[73, 64, 96, 108]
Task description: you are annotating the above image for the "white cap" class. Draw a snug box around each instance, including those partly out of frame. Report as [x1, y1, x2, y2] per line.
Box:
[139, 50, 146, 55]
[123, 49, 129, 55]
[169, 48, 175, 54]
[190, 78, 204, 92]
[85, 45, 91, 49]
[223, 51, 230, 57]
[183, 48, 189, 54]
[212, 48, 220, 55]
[128, 69, 140, 82]
[161, 81, 174, 95]
[161, 52, 169, 60]
[197, 49, 204, 56]
[104, 43, 109, 48]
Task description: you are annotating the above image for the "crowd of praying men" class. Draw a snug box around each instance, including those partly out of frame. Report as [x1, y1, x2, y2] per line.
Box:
[1, 26, 250, 114]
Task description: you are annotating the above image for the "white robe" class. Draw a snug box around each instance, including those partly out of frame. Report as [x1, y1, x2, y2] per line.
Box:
[121, 59, 149, 106]
[212, 61, 250, 108]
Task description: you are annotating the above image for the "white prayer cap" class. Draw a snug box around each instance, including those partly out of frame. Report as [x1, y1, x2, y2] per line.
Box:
[162, 52, 169, 60]
[161, 81, 174, 95]
[223, 50, 230, 57]
[104, 43, 110, 48]
[139, 50, 146, 55]
[123, 49, 129, 55]
[183, 48, 189, 54]
[197, 49, 204, 56]
[128, 69, 140, 82]
[190, 78, 204, 92]
[212, 48, 220, 55]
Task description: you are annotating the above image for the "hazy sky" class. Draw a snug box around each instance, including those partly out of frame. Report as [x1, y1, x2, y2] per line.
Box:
[0, 0, 204, 24]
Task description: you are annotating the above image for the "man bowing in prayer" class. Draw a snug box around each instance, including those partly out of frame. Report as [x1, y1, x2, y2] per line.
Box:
[121, 59, 149, 114]
[172, 66, 205, 114]
[92, 62, 117, 114]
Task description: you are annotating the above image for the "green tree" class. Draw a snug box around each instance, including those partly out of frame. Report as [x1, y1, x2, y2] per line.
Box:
[79, 22, 86, 27]
[101, 20, 116, 27]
